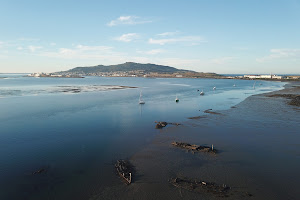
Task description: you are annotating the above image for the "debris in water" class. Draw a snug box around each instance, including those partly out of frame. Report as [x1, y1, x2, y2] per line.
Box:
[154, 121, 181, 129]
[115, 160, 134, 185]
[169, 177, 230, 197]
[172, 142, 217, 154]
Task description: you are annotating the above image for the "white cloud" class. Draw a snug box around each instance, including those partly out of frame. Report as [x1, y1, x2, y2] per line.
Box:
[107, 16, 152, 26]
[28, 45, 42, 52]
[157, 31, 180, 37]
[17, 47, 23, 50]
[115, 33, 140, 42]
[256, 48, 300, 62]
[211, 57, 235, 65]
[149, 36, 204, 45]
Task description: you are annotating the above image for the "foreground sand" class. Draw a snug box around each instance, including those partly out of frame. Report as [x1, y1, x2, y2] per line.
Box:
[92, 82, 300, 200]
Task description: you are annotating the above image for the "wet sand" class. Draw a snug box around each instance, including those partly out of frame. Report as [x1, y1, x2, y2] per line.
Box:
[91, 82, 300, 200]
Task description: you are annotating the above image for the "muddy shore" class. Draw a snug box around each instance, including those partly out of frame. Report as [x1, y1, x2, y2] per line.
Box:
[91, 82, 300, 200]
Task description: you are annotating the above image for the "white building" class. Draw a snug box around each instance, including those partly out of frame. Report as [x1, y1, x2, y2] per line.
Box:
[244, 75, 261, 79]
[244, 74, 282, 79]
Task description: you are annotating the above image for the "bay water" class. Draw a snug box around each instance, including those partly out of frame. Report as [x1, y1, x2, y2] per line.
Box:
[0, 75, 285, 199]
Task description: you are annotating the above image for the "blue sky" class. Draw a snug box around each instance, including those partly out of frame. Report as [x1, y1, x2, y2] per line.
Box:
[0, 0, 299, 73]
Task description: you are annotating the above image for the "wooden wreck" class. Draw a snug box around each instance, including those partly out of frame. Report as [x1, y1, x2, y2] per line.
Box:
[115, 160, 133, 185]
[172, 142, 218, 154]
[170, 177, 230, 197]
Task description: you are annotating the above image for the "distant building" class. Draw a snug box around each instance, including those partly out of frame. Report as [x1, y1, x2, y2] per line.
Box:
[287, 76, 300, 79]
[260, 75, 272, 79]
[244, 74, 282, 79]
[244, 75, 261, 79]
[271, 75, 282, 79]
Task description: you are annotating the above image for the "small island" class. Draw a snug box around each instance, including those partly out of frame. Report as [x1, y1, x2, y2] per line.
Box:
[52, 62, 223, 79]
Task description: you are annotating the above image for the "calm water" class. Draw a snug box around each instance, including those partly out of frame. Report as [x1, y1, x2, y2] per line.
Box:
[0, 75, 285, 199]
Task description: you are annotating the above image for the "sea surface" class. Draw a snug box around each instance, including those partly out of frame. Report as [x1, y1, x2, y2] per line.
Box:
[0, 74, 285, 199]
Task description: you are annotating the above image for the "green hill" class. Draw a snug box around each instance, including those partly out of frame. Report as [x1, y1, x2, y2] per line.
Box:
[59, 62, 191, 74]
[55, 62, 222, 78]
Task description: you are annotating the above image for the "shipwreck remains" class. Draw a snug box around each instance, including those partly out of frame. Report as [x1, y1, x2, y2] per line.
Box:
[115, 160, 134, 185]
[170, 177, 231, 197]
[154, 121, 181, 129]
[172, 142, 217, 154]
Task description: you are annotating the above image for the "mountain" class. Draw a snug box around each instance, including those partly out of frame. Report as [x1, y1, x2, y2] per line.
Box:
[55, 62, 222, 78]
[58, 62, 191, 74]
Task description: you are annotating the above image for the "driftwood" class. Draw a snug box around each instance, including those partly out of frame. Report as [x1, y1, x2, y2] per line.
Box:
[154, 121, 181, 129]
[268, 94, 300, 106]
[170, 177, 230, 197]
[172, 142, 217, 154]
[115, 160, 133, 185]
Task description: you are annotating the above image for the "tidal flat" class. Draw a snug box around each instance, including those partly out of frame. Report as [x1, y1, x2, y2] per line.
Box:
[0, 76, 297, 200]
[92, 83, 300, 200]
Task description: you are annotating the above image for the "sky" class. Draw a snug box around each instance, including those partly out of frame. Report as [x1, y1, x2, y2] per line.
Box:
[0, 0, 299, 74]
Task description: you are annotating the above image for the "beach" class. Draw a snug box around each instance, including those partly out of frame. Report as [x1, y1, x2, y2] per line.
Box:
[91, 82, 300, 200]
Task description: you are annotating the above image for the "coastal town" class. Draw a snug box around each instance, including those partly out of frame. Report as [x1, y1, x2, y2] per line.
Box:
[229, 74, 300, 80]
[27, 73, 84, 78]
[28, 71, 300, 80]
